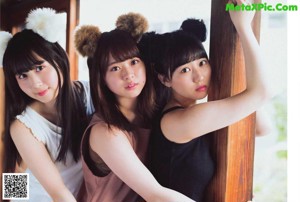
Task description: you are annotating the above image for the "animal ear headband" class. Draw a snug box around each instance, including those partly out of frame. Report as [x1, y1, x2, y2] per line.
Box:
[0, 7, 65, 67]
[180, 18, 207, 42]
[74, 12, 148, 58]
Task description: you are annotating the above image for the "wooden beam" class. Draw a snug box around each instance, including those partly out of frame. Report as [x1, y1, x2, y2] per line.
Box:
[204, 0, 261, 201]
[66, 0, 80, 81]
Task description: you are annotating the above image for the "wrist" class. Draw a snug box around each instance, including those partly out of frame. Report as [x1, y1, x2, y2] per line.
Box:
[235, 24, 253, 36]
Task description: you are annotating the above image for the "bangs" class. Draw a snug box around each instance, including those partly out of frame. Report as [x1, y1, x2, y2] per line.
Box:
[170, 33, 207, 69]
[99, 29, 140, 67]
[173, 43, 207, 68]
[109, 37, 140, 63]
[10, 51, 43, 75]
[109, 44, 140, 63]
[3, 30, 48, 75]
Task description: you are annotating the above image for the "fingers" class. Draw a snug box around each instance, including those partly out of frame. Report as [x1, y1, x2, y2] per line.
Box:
[229, 0, 252, 5]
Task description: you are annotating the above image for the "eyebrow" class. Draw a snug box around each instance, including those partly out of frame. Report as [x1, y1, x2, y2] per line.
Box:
[107, 61, 119, 67]
[33, 60, 45, 66]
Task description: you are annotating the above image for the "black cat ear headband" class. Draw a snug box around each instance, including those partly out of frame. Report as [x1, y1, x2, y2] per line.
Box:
[180, 18, 207, 42]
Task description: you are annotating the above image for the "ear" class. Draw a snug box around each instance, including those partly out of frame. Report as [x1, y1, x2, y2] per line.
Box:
[158, 74, 171, 88]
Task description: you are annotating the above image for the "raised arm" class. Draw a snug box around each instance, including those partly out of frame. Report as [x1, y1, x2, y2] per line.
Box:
[89, 123, 195, 202]
[162, 0, 274, 143]
[10, 120, 77, 202]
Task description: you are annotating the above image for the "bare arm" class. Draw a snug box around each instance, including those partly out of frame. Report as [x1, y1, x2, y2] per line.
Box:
[162, 0, 274, 143]
[89, 123, 195, 202]
[10, 120, 76, 202]
[255, 107, 274, 137]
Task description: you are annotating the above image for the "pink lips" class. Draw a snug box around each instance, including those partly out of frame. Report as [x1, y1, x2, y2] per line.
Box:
[125, 83, 138, 90]
[38, 89, 48, 96]
[196, 85, 207, 92]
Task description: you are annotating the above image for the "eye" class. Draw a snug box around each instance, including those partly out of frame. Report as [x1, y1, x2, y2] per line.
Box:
[131, 58, 140, 65]
[35, 65, 44, 72]
[180, 67, 191, 73]
[16, 73, 27, 80]
[110, 66, 121, 72]
[199, 59, 208, 67]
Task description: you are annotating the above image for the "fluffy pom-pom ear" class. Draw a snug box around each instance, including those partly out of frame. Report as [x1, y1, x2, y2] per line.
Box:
[74, 25, 101, 57]
[180, 19, 207, 42]
[26, 7, 66, 43]
[0, 31, 13, 67]
[116, 12, 148, 42]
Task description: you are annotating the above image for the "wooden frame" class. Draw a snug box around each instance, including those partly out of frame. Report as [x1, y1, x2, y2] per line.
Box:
[205, 0, 261, 201]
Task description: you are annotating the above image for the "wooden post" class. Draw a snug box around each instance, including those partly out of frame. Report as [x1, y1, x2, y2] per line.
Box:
[204, 0, 261, 201]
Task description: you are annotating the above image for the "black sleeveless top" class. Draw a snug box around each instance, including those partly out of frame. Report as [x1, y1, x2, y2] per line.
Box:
[150, 106, 215, 202]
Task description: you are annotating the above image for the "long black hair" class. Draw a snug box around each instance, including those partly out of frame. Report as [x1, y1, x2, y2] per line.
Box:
[3, 29, 88, 172]
[89, 29, 155, 131]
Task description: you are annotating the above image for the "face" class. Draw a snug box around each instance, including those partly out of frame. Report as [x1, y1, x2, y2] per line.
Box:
[15, 55, 61, 104]
[105, 56, 146, 102]
[165, 58, 211, 104]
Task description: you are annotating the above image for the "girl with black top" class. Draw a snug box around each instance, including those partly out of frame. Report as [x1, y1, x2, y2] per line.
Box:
[139, 1, 274, 201]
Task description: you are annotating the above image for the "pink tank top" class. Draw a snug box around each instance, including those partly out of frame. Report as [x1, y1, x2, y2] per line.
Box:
[77, 114, 150, 202]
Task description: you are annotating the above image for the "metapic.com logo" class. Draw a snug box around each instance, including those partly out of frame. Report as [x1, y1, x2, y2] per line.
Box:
[226, 3, 298, 11]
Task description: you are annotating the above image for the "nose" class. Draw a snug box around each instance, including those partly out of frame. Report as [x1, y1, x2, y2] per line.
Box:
[193, 69, 204, 83]
[122, 66, 134, 81]
[30, 75, 43, 88]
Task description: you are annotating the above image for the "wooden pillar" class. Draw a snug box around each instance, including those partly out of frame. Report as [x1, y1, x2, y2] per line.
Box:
[66, 0, 80, 81]
[205, 0, 261, 202]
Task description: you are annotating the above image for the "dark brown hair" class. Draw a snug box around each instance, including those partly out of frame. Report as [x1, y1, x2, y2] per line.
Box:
[89, 29, 155, 131]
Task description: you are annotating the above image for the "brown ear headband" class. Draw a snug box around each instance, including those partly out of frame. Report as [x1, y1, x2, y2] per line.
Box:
[74, 12, 148, 58]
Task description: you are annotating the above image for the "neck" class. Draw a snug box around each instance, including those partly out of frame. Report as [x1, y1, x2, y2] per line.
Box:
[118, 97, 138, 123]
[168, 93, 196, 108]
[30, 99, 59, 124]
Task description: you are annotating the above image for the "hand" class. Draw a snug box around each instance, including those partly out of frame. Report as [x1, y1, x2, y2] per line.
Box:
[228, 0, 256, 31]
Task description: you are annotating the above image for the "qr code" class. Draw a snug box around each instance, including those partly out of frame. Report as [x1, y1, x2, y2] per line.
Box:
[2, 173, 29, 200]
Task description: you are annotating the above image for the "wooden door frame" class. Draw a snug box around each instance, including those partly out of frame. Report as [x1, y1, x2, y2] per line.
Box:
[205, 0, 261, 201]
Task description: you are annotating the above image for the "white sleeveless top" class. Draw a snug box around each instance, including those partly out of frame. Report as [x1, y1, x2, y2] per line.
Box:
[12, 81, 94, 202]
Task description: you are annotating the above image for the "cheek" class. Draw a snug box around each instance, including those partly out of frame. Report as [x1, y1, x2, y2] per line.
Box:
[105, 74, 119, 92]
[206, 67, 212, 82]
[137, 67, 146, 84]
[45, 70, 60, 87]
[16, 80, 29, 93]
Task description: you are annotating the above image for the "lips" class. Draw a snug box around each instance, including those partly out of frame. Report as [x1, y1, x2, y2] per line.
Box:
[196, 85, 207, 92]
[37, 89, 48, 96]
[125, 82, 138, 90]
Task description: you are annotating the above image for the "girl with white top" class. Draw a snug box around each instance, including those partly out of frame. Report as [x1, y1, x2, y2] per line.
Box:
[1, 8, 93, 202]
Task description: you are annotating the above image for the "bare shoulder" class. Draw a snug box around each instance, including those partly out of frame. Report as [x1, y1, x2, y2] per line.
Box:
[89, 122, 127, 147]
[10, 119, 31, 138]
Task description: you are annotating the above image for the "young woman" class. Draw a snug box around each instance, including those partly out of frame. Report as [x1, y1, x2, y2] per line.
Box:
[138, 1, 274, 201]
[74, 13, 194, 202]
[1, 8, 93, 202]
